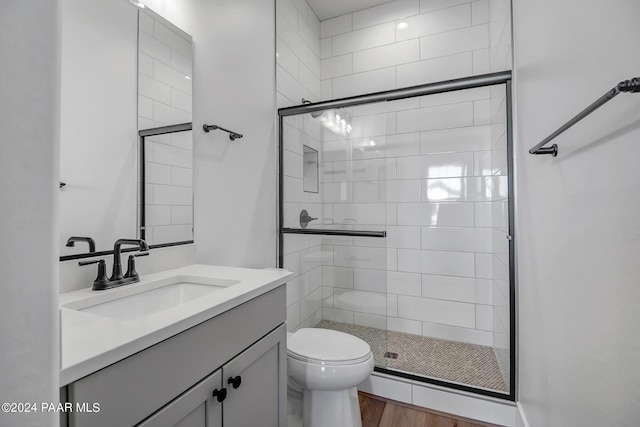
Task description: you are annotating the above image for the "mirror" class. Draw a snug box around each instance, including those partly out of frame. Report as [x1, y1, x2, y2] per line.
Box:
[137, 8, 193, 246]
[139, 125, 193, 246]
[59, 1, 193, 259]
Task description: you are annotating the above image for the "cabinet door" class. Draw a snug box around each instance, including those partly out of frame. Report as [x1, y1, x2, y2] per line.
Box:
[223, 324, 287, 427]
[137, 369, 223, 427]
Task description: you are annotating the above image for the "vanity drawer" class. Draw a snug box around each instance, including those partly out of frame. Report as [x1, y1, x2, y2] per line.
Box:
[67, 285, 285, 427]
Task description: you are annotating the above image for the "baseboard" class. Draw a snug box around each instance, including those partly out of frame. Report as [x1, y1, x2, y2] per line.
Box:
[516, 402, 531, 427]
[359, 372, 517, 426]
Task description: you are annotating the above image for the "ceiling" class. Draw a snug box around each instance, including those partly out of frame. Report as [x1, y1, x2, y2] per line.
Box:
[307, 0, 394, 20]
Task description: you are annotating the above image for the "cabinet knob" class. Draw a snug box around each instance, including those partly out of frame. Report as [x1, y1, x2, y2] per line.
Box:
[228, 376, 242, 389]
[212, 387, 227, 402]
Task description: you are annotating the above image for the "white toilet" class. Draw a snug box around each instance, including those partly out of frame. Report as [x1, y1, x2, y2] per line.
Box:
[287, 328, 374, 427]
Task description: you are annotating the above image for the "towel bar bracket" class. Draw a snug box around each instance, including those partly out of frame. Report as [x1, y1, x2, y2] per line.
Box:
[531, 144, 558, 157]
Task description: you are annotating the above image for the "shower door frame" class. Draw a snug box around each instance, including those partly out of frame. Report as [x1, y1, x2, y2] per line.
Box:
[277, 71, 516, 402]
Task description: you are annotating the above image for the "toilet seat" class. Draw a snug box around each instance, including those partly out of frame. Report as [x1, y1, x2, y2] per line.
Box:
[287, 328, 372, 365]
[287, 350, 372, 366]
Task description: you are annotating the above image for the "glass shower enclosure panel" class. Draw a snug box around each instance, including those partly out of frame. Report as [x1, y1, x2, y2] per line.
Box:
[367, 85, 512, 396]
[280, 111, 388, 336]
[279, 73, 514, 400]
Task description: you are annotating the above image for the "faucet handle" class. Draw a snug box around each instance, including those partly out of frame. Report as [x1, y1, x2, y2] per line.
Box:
[124, 251, 149, 280]
[79, 259, 109, 291]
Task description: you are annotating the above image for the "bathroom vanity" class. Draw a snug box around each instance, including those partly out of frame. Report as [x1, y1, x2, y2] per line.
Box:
[59, 265, 292, 427]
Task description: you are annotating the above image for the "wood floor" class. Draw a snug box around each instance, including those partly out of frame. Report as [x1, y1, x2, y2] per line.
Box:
[359, 392, 500, 427]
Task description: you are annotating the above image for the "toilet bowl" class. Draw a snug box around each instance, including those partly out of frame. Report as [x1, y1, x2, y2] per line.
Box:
[287, 328, 374, 427]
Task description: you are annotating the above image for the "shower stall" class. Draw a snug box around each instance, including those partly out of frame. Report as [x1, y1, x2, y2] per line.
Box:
[278, 71, 515, 400]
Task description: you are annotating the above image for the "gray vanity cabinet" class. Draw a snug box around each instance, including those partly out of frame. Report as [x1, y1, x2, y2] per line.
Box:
[221, 326, 283, 427]
[138, 324, 285, 427]
[64, 286, 286, 427]
[138, 369, 223, 427]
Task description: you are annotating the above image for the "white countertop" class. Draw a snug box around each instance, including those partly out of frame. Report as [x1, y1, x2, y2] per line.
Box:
[60, 264, 292, 386]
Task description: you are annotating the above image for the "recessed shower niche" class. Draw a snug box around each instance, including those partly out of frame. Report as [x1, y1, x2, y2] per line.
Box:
[303, 145, 319, 193]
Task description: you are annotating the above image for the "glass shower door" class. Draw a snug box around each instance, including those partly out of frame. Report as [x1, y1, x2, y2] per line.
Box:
[279, 72, 514, 400]
[279, 110, 388, 348]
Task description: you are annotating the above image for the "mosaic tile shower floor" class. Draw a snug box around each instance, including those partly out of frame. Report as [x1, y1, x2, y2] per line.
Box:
[315, 320, 508, 393]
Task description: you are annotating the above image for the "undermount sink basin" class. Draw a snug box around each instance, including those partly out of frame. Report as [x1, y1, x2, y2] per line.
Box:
[62, 276, 239, 321]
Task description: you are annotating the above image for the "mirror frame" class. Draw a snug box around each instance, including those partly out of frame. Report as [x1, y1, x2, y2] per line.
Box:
[139, 123, 194, 248]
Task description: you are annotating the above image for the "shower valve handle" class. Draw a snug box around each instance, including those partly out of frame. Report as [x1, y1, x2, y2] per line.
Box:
[299, 210, 317, 229]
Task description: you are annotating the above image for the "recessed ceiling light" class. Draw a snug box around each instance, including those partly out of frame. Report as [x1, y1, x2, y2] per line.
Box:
[129, 0, 145, 8]
[397, 21, 409, 30]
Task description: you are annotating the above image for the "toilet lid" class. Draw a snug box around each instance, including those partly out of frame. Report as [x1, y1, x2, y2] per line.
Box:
[287, 328, 371, 364]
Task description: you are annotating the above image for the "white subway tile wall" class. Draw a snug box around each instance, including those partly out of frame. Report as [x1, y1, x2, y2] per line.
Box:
[142, 131, 193, 245]
[320, 0, 492, 99]
[138, 12, 192, 130]
[277, 0, 323, 331]
[138, 10, 193, 246]
[278, 0, 512, 354]
[316, 86, 497, 346]
[277, 0, 321, 107]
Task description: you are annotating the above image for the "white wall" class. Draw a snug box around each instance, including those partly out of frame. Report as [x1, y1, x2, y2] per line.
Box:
[187, 0, 277, 268]
[59, 0, 138, 256]
[277, 0, 325, 331]
[143, 0, 277, 269]
[0, 0, 60, 425]
[513, 0, 640, 425]
[60, 0, 276, 279]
